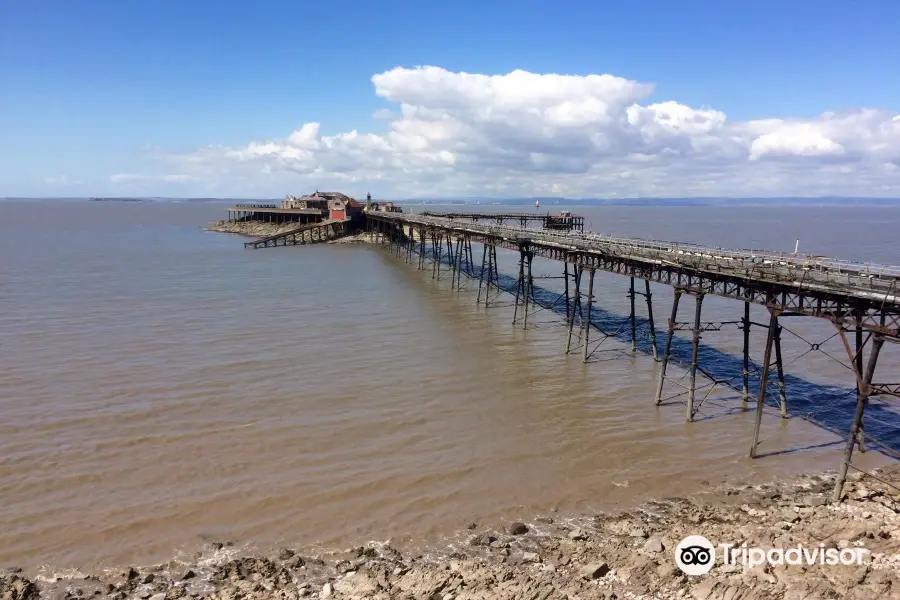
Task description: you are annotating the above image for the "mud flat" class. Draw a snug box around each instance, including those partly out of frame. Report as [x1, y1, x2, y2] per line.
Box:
[5, 466, 899, 600]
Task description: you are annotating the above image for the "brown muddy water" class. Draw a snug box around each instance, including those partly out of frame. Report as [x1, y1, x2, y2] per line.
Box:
[1, 200, 898, 576]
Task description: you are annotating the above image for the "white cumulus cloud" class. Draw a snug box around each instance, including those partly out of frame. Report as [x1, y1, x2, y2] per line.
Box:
[162, 67, 900, 197]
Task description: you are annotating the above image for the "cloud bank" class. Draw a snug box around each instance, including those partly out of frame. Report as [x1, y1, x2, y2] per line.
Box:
[164, 67, 900, 198]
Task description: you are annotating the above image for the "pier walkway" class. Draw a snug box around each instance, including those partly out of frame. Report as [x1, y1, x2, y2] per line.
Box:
[243, 219, 347, 249]
[420, 211, 585, 232]
[362, 211, 899, 502]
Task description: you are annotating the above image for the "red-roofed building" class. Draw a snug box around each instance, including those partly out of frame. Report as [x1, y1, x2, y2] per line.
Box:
[329, 196, 362, 221]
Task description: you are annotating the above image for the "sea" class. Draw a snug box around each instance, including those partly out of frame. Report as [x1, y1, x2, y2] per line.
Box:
[1, 199, 898, 575]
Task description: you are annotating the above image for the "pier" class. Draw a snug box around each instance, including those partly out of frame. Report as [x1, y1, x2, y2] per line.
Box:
[233, 202, 898, 502]
[243, 219, 348, 248]
[420, 211, 585, 232]
[360, 211, 899, 502]
[228, 203, 325, 225]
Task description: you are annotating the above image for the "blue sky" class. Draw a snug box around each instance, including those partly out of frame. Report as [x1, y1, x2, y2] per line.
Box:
[3, 0, 900, 198]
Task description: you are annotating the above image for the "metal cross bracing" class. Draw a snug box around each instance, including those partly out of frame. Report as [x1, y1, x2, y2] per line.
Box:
[363, 212, 900, 503]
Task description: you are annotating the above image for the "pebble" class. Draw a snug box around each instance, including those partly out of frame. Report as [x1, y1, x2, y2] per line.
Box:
[568, 527, 588, 541]
[579, 562, 610, 579]
[321, 582, 333, 598]
[643, 537, 664, 553]
[522, 552, 541, 563]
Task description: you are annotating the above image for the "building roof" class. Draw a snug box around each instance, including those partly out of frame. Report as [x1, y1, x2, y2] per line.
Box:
[347, 198, 361, 207]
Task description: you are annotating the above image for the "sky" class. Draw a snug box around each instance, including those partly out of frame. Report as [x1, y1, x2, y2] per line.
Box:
[2, 0, 900, 199]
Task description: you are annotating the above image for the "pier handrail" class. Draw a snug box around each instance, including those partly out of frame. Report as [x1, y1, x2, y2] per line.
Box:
[232, 203, 278, 209]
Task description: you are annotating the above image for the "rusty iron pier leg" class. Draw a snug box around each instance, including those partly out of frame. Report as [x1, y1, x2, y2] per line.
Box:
[485, 244, 496, 305]
[566, 265, 583, 354]
[512, 246, 526, 325]
[855, 316, 866, 452]
[564, 261, 571, 325]
[741, 301, 751, 409]
[629, 276, 637, 352]
[644, 280, 658, 361]
[582, 268, 595, 362]
[773, 319, 788, 418]
[686, 294, 705, 422]
[523, 250, 534, 330]
[476, 244, 488, 304]
[750, 308, 781, 458]
[655, 289, 682, 406]
[832, 335, 883, 502]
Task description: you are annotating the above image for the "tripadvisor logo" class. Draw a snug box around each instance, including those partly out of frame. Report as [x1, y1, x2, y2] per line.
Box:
[674, 535, 869, 575]
[676, 535, 716, 575]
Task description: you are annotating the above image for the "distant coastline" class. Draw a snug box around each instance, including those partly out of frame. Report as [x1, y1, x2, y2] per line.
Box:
[3, 195, 900, 207]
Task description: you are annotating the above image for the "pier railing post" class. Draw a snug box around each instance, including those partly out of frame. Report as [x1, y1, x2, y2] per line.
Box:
[655, 289, 682, 405]
[582, 268, 595, 362]
[832, 335, 883, 502]
[750, 307, 781, 458]
[686, 293, 705, 422]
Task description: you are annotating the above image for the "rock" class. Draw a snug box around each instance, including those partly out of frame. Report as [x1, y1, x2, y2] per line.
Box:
[148, 594, 165, 600]
[801, 494, 828, 507]
[321, 582, 333, 598]
[629, 528, 648, 538]
[643, 537, 664, 553]
[469, 533, 497, 546]
[657, 564, 678, 578]
[508, 522, 528, 535]
[522, 552, 541, 563]
[580, 562, 611, 579]
[180, 570, 196, 581]
[535, 516, 554, 524]
[126, 568, 140, 581]
[141, 574, 155, 584]
[466, 522, 477, 530]
[278, 548, 295, 560]
[568, 528, 588, 541]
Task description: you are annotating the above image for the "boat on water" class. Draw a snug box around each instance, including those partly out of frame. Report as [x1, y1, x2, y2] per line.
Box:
[535, 199, 540, 209]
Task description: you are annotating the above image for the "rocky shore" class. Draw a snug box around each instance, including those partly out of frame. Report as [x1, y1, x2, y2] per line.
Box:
[5, 466, 899, 600]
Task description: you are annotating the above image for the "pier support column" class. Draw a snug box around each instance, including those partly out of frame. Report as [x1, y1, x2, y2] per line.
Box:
[832, 335, 883, 502]
[512, 246, 526, 325]
[773, 319, 788, 418]
[418, 228, 426, 270]
[523, 249, 534, 329]
[750, 307, 782, 458]
[686, 293, 705, 422]
[629, 276, 637, 352]
[645, 280, 658, 361]
[564, 262, 571, 325]
[855, 314, 866, 452]
[655, 289, 682, 406]
[476, 244, 488, 304]
[565, 266, 583, 354]
[582, 268, 595, 362]
[741, 301, 751, 409]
